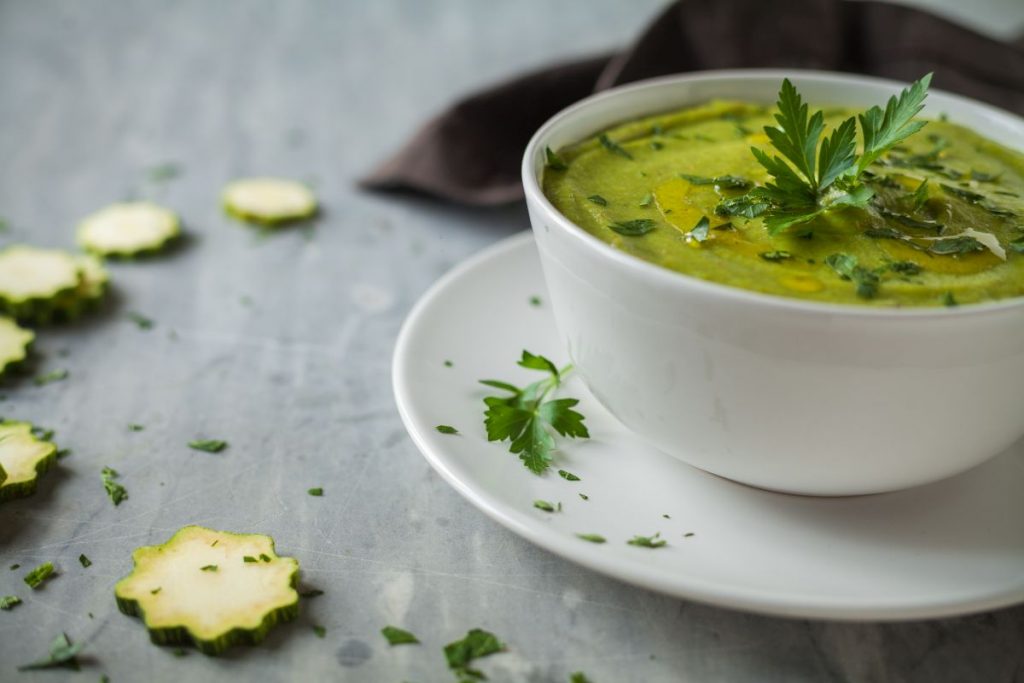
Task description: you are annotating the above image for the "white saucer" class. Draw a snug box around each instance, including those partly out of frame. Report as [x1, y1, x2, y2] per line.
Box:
[392, 232, 1024, 621]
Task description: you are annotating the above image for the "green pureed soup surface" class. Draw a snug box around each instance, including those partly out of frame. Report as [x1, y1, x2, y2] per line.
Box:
[542, 100, 1024, 306]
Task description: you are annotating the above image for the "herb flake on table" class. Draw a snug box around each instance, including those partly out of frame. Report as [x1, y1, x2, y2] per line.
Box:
[102, 466, 128, 506]
[533, 500, 559, 513]
[189, 439, 228, 453]
[299, 588, 324, 599]
[571, 673, 594, 683]
[1, 595, 22, 610]
[34, 369, 68, 386]
[481, 350, 589, 474]
[576, 533, 606, 544]
[381, 625, 420, 646]
[558, 469, 580, 481]
[128, 423, 145, 432]
[436, 425, 459, 435]
[78, 554, 92, 568]
[17, 633, 83, 671]
[628, 532, 668, 549]
[307, 487, 323, 496]
[444, 628, 505, 680]
[23, 562, 55, 589]
[312, 625, 326, 638]
[127, 311, 154, 330]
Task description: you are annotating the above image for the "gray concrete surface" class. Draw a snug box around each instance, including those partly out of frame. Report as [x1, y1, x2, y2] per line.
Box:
[0, 1, 1021, 681]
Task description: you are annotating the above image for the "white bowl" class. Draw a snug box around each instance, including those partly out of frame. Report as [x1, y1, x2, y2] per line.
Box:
[522, 69, 1024, 496]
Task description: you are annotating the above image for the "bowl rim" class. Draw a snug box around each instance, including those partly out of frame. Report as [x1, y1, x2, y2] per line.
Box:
[521, 68, 1024, 319]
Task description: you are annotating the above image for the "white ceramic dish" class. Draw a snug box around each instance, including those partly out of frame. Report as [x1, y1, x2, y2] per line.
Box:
[392, 233, 1024, 620]
[522, 69, 1024, 495]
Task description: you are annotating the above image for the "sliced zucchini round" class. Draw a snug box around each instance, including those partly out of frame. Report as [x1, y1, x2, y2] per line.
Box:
[77, 202, 180, 257]
[0, 246, 82, 323]
[73, 254, 110, 306]
[0, 316, 33, 378]
[222, 178, 317, 224]
[115, 525, 300, 655]
[0, 421, 58, 503]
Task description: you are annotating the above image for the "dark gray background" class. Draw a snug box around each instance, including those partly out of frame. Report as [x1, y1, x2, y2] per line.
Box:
[1, 1, 1022, 681]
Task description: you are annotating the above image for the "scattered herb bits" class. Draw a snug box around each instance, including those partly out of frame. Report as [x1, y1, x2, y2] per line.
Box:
[17, 632, 83, 671]
[444, 628, 505, 680]
[381, 625, 420, 646]
[189, 439, 228, 453]
[23, 562, 55, 589]
[558, 470, 580, 482]
[77, 202, 181, 257]
[222, 178, 317, 225]
[115, 525, 300, 655]
[101, 466, 128, 506]
[312, 625, 326, 638]
[575, 533, 606, 544]
[435, 425, 459, 435]
[127, 311, 154, 330]
[627, 533, 667, 549]
[307, 487, 323, 497]
[608, 219, 655, 236]
[79, 554, 92, 568]
[33, 368, 69, 386]
[1, 595, 22, 610]
[533, 500, 558, 513]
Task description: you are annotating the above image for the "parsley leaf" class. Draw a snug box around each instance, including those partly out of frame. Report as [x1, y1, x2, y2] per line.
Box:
[735, 74, 931, 234]
[127, 311, 154, 330]
[587, 194, 608, 206]
[381, 625, 420, 646]
[436, 425, 459, 435]
[101, 466, 128, 506]
[627, 532, 668, 549]
[307, 487, 324, 496]
[825, 253, 880, 299]
[544, 147, 567, 171]
[188, 439, 228, 453]
[533, 500, 558, 512]
[312, 625, 326, 638]
[558, 469, 581, 481]
[78, 554, 92, 568]
[200, 565, 218, 572]
[1, 595, 22, 610]
[679, 174, 752, 190]
[608, 219, 655, 236]
[481, 351, 589, 474]
[17, 633, 83, 671]
[598, 134, 633, 160]
[444, 628, 504, 679]
[929, 236, 985, 255]
[34, 369, 69, 386]
[576, 533, 606, 544]
[24, 562, 54, 589]
[687, 216, 710, 243]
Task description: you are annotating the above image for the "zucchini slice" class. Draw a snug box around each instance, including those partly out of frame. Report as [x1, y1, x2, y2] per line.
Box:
[77, 202, 180, 257]
[115, 525, 300, 655]
[222, 178, 317, 224]
[51, 255, 110, 319]
[0, 246, 82, 323]
[0, 421, 58, 503]
[0, 316, 33, 378]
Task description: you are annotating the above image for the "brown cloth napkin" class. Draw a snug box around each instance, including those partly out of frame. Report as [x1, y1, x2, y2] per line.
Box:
[360, 0, 1024, 206]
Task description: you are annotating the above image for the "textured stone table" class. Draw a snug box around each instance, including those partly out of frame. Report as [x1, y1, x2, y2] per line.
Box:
[1, 1, 1022, 681]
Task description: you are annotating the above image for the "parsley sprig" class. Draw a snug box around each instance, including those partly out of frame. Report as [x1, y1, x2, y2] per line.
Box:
[481, 351, 589, 474]
[728, 74, 932, 234]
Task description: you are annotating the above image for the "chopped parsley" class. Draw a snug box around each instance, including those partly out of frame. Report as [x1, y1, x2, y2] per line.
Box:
[24, 562, 55, 589]
[127, 423, 145, 432]
[571, 673, 594, 683]
[639, 193, 654, 207]
[200, 565, 218, 572]
[760, 250, 792, 262]
[679, 173, 752, 190]
[259, 553, 271, 562]
[1, 595, 22, 610]
[608, 219, 655, 236]
[444, 360, 454, 367]
[587, 194, 608, 206]
[188, 439, 228, 453]
[381, 625, 420, 646]
[481, 350, 588, 474]
[575, 533, 606, 544]
[533, 500, 558, 513]
[529, 296, 542, 307]
[825, 253, 880, 299]
[299, 588, 325, 599]
[627, 532, 668, 549]
[444, 628, 505, 680]
[929, 235, 985, 255]
[127, 311, 154, 330]
[243, 556, 258, 563]
[578, 493, 589, 501]
[17, 633, 83, 671]
[33, 369, 68, 386]
[150, 587, 162, 594]
[101, 466, 128, 506]
[436, 425, 459, 435]
[558, 470, 580, 481]
[147, 162, 181, 183]
[942, 292, 958, 307]
[544, 147, 568, 172]
[312, 625, 326, 638]
[686, 216, 710, 243]
[307, 487, 324, 496]
[598, 133, 633, 160]
[78, 554, 91, 568]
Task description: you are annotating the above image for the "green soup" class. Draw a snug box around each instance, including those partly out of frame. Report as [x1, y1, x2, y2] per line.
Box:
[542, 100, 1024, 307]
